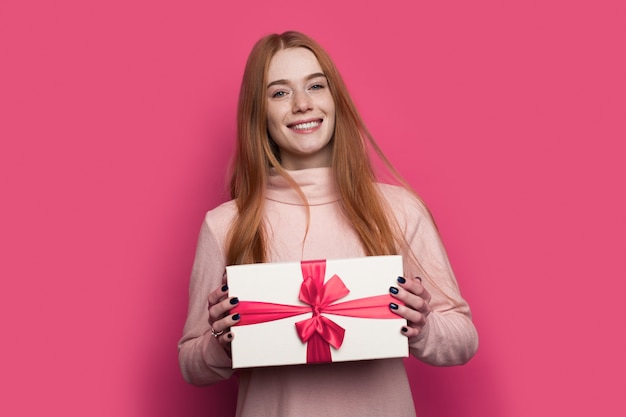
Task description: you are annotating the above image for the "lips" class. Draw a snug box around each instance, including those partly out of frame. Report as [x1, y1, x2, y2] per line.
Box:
[288, 119, 323, 131]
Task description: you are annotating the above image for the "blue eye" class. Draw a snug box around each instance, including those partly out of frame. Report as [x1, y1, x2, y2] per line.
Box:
[310, 84, 324, 90]
[272, 90, 290, 98]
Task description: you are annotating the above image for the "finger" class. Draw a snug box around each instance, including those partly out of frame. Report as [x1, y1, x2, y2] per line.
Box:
[215, 331, 234, 352]
[208, 287, 234, 323]
[395, 276, 432, 305]
[390, 285, 430, 317]
[396, 276, 425, 295]
[216, 312, 241, 331]
[209, 296, 239, 329]
[412, 277, 431, 303]
[389, 301, 427, 327]
[213, 329, 232, 345]
[208, 284, 230, 307]
[400, 324, 423, 339]
[211, 312, 241, 350]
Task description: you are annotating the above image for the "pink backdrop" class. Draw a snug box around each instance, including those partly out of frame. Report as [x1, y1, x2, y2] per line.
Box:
[1, 1, 625, 416]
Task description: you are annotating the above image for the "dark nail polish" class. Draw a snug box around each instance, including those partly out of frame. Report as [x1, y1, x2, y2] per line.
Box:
[230, 297, 239, 305]
[232, 313, 240, 321]
[402, 326, 408, 333]
[221, 284, 228, 292]
[389, 286, 399, 295]
[227, 333, 233, 339]
[389, 303, 399, 310]
[397, 276, 406, 284]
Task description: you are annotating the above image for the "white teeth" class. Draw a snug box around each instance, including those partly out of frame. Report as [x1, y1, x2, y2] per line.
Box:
[291, 121, 320, 130]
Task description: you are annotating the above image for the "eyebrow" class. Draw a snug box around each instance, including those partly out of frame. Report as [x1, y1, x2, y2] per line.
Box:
[267, 72, 327, 89]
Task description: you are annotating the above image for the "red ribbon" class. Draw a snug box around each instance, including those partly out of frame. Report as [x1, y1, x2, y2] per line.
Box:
[232, 260, 398, 364]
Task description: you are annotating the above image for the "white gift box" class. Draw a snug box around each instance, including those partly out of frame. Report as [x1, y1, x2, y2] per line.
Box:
[226, 255, 408, 369]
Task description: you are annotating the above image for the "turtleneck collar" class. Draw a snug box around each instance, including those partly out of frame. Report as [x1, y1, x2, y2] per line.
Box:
[266, 167, 340, 206]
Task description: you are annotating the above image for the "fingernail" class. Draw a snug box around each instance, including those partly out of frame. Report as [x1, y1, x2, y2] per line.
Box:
[397, 277, 406, 284]
[230, 297, 239, 305]
[389, 286, 399, 295]
[221, 284, 228, 292]
[227, 333, 233, 339]
[389, 303, 399, 310]
[232, 313, 240, 321]
[402, 326, 408, 333]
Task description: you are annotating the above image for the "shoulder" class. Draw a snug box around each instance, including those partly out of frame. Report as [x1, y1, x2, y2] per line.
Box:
[202, 199, 238, 238]
[375, 182, 436, 238]
[376, 183, 430, 218]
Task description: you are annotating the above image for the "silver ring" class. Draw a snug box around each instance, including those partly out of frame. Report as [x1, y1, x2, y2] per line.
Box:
[211, 327, 224, 338]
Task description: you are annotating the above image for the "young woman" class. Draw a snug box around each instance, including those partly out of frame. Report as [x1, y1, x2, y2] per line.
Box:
[178, 31, 478, 417]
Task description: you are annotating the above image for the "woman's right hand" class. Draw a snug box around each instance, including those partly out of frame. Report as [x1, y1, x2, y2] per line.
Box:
[207, 283, 241, 351]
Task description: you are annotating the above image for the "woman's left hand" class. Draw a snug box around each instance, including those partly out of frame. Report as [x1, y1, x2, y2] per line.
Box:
[389, 276, 432, 339]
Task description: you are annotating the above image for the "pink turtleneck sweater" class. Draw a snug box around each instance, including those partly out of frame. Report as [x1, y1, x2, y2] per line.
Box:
[178, 167, 478, 417]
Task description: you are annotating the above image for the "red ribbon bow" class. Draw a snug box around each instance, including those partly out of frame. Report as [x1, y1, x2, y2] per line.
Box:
[232, 260, 398, 363]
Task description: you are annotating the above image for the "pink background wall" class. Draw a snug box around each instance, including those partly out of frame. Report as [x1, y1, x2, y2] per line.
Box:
[1, 1, 624, 416]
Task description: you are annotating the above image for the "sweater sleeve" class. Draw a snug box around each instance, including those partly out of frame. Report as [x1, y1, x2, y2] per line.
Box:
[178, 216, 235, 385]
[392, 188, 479, 366]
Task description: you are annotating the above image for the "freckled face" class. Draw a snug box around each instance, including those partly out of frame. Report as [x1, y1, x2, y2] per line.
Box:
[266, 48, 336, 170]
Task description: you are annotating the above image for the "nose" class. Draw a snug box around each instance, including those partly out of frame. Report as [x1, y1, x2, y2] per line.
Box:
[291, 90, 313, 113]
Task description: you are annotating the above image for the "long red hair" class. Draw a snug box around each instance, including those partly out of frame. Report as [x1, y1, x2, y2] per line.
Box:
[226, 31, 409, 265]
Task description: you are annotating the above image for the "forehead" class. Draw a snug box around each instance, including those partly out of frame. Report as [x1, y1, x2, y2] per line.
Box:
[267, 47, 324, 82]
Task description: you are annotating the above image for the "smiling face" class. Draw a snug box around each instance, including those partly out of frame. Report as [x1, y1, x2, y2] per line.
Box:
[265, 47, 336, 170]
